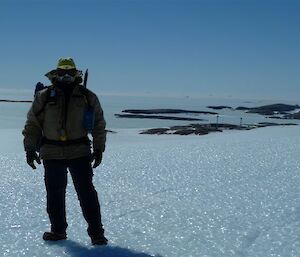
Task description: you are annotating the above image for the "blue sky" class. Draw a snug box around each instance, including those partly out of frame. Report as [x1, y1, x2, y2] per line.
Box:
[0, 0, 299, 100]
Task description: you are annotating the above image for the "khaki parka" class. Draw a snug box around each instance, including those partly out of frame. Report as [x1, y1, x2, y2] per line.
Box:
[22, 84, 106, 160]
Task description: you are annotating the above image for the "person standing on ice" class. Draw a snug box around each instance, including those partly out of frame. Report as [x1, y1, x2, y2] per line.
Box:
[22, 58, 108, 245]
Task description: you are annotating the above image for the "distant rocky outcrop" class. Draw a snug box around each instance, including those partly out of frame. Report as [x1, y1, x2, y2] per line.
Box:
[115, 114, 206, 121]
[140, 122, 297, 136]
[236, 104, 300, 115]
[0, 99, 32, 103]
[106, 129, 117, 134]
[116, 105, 299, 135]
[207, 106, 233, 110]
[115, 108, 218, 122]
[284, 111, 300, 120]
[121, 109, 218, 115]
[235, 106, 249, 111]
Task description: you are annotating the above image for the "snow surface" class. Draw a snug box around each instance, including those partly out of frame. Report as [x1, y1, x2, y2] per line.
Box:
[1, 126, 300, 257]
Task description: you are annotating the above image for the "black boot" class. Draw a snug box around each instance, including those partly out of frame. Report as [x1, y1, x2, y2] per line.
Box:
[90, 234, 108, 245]
[43, 231, 67, 241]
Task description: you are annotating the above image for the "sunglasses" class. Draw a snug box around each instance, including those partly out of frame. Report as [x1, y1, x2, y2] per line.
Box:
[57, 68, 77, 77]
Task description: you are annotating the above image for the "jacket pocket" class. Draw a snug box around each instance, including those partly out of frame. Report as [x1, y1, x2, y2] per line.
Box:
[44, 103, 61, 120]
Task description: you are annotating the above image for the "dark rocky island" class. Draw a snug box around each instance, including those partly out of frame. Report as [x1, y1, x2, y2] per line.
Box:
[207, 105, 233, 110]
[236, 104, 300, 115]
[116, 106, 299, 135]
[140, 122, 297, 136]
[115, 114, 206, 121]
[115, 108, 217, 122]
[284, 111, 300, 120]
[0, 99, 32, 103]
[122, 109, 218, 115]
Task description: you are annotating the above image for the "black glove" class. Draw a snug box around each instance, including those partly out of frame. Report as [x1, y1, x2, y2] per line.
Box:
[90, 150, 103, 169]
[26, 151, 41, 169]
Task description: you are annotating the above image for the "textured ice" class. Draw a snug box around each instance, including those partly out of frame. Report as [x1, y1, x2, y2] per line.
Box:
[1, 126, 300, 257]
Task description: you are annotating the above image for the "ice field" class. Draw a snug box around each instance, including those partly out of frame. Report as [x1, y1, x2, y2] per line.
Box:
[1, 125, 300, 257]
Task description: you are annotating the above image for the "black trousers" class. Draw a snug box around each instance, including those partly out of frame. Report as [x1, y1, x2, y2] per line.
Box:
[43, 156, 104, 236]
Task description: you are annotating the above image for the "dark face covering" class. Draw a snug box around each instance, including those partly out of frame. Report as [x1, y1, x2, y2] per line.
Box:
[55, 69, 77, 97]
[56, 81, 76, 103]
[54, 69, 82, 103]
[56, 68, 77, 83]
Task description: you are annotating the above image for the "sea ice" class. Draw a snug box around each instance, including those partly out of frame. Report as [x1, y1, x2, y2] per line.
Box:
[1, 126, 300, 257]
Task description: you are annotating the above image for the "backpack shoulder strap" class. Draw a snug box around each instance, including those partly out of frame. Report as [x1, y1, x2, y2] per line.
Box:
[78, 86, 92, 109]
[35, 86, 54, 117]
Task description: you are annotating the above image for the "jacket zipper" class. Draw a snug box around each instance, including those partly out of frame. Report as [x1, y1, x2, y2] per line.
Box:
[60, 94, 68, 141]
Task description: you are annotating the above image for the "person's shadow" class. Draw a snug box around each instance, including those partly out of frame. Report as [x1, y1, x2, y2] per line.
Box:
[48, 240, 163, 257]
